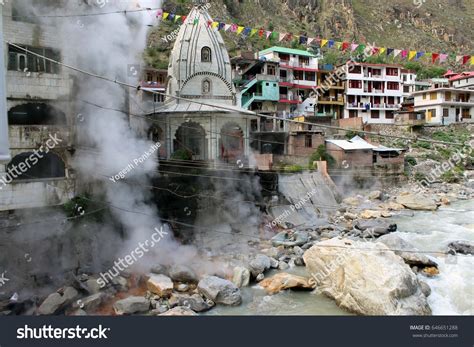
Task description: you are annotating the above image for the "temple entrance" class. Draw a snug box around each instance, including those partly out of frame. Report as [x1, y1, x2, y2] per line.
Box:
[174, 122, 208, 160]
[220, 122, 244, 163]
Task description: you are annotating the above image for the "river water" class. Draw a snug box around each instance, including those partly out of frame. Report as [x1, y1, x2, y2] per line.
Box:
[207, 200, 473, 316]
[392, 199, 474, 315]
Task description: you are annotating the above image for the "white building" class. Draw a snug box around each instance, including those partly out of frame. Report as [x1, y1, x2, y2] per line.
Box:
[0, 1, 75, 211]
[412, 88, 474, 125]
[343, 62, 403, 124]
[149, 3, 255, 165]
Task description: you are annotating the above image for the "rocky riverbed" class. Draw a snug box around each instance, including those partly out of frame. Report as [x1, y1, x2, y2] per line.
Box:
[1, 179, 473, 316]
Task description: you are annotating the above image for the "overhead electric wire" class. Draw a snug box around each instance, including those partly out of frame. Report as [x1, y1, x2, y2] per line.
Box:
[6, 42, 467, 148]
[5, 7, 161, 20]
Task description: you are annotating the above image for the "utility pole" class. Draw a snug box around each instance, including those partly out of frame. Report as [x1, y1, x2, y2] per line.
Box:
[0, 3, 11, 163]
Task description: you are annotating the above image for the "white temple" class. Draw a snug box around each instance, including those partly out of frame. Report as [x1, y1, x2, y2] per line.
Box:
[151, 1, 255, 165]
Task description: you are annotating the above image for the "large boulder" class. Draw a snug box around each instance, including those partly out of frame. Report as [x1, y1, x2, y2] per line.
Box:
[168, 265, 198, 283]
[396, 194, 438, 211]
[303, 238, 431, 315]
[113, 296, 150, 315]
[75, 293, 105, 313]
[259, 272, 313, 295]
[232, 266, 250, 288]
[147, 274, 173, 298]
[38, 287, 78, 315]
[169, 293, 214, 312]
[378, 234, 438, 268]
[248, 254, 272, 277]
[197, 276, 242, 306]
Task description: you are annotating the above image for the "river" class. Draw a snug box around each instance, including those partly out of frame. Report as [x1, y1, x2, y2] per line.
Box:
[207, 199, 473, 316]
[392, 199, 474, 315]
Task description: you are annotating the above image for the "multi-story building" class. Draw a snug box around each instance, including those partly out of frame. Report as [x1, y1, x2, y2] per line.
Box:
[412, 88, 474, 125]
[314, 69, 345, 120]
[258, 46, 319, 116]
[0, 1, 75, 211]
[342, 62, 404, 124]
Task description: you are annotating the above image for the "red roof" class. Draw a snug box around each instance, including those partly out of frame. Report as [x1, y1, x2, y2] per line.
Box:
[449, 71, 474, 82]
[443, 70, 458, 77]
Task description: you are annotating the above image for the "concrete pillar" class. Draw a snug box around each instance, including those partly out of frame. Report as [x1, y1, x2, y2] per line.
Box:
[0, 6, 11, 163]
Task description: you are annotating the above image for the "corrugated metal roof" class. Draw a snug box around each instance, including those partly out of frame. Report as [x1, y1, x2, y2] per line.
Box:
[325, 139, 376, 150]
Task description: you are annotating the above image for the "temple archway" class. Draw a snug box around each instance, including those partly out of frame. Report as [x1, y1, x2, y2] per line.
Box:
[7, 152, 65, 180]
[173, 122, 208, 160]
[8, 103, 66, 125]
[220, 122, 244, 162]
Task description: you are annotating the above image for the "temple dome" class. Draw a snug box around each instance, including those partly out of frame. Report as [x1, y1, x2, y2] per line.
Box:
[166, 5, 235, 105]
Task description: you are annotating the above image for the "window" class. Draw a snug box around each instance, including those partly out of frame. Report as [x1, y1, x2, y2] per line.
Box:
[430, 92, 437, 100]
[349, 80, 362, 89]
[422, 93, 427, 100]
[462, 108, 470, 119]
[349, 110, 358, 118]
[305, 72, 316, 81]
[372, 69, 381, 76]
[267, 65, 276, 75]
[202, 79, 211, 94]
[8, 45, 60, 74]
[351, 66, 362, 74]
[445, 91, 451, 101]
[154, 94, 165, 103]
[371, 110, 380, 119]
[429, 109, 437, 118]
[305, 135, 312, 148]
[294, 70, 304, 80]
[279, 54, 290, 62]
[386, 68, 399, 76]
[300, 56, 310, 66]
[386, 111, 394, 119]
[443, 108, 449, 117]
[266, 83, 269, 86]
[201, 47, 211, 62]
[387, 82, 399, 90]
[403, 86, 410, 93]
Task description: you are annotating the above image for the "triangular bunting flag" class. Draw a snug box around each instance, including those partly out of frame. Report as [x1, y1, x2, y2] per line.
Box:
[308, 38, 315, 45]
[408, 51, 417, 60]
[181, 16, 187, 23]
[439, 53, 448, 63]
[379, 48, 386, 55]
[432, 53, 440, 63]
[237, 26, 245, 34]
[456, 55, 463, 63]
[351, 43, 359, 52]
[471, 56, 474, 65]
[258, 28, 264, 37]
[193, 18, 199, 25]
[335, 41, 342, 49]
[218, 22, 225, 30]
[342, 42, 350, 51]
[250, 29, 258, 37]
[266, 31, 272, 39]
[162, 12, 169, 20]
[156, 9, 163, 18]
[279, 33, 287, 42]
[224, 24, 231, 31]
[387, 48, 394, 56]
[300, 36, 308, 45]
[272, 32, 279, 40]
[242, 27, 251, 36]
[321, 39, 328, 47]
[173, 15, 180, 23]
[372, 47, 380, 55]
[231, 24, 238, 32]
[394, 49, 401, 58]
[169, 14, 175, 21]
[328, 40, 335, 48]
[211, 21, 218, 29]
[463, 55, 471, 65]
[415, 52, 424, 60]
[401, 50, 408, 59]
